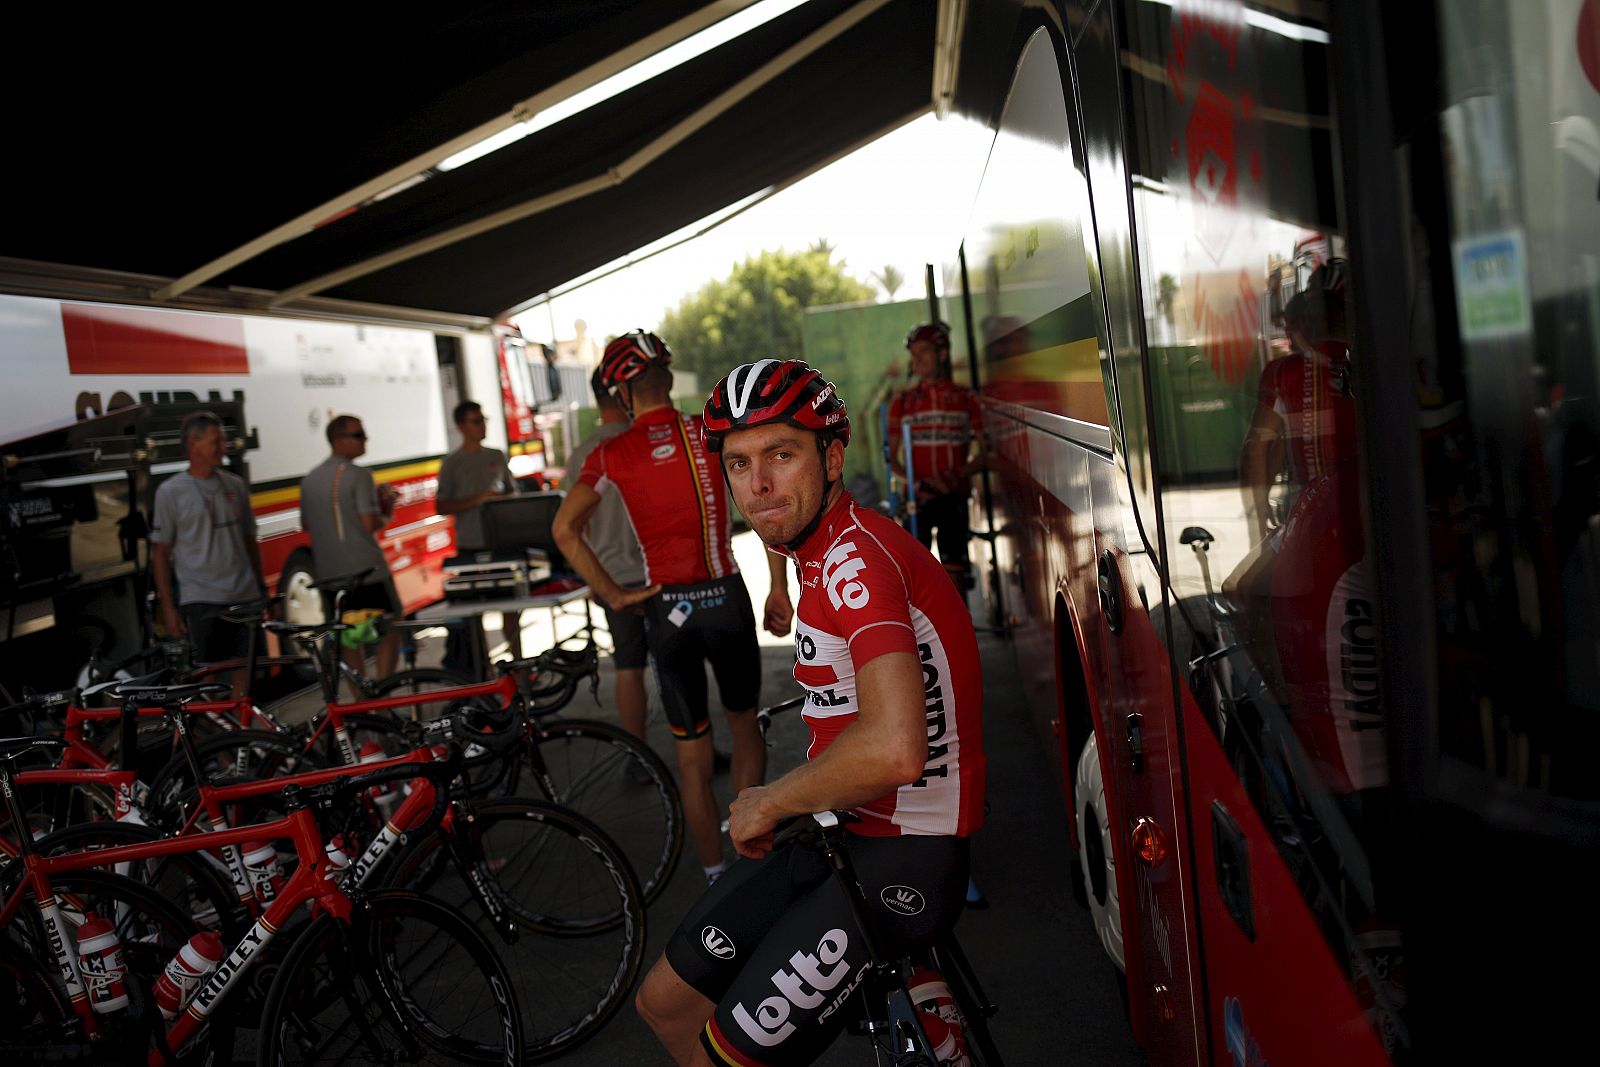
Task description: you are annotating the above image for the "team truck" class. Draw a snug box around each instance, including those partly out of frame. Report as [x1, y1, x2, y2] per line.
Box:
[0, 293, 553, 683]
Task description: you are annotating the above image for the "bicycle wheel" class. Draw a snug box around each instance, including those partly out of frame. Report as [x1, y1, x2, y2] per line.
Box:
[517, 717, 682, 906]
[383, 798, 645, 1061]
[258, 887, 523, 1066]
[10, 868, 233, 1066]
[145, 729, 319, 829]
[0, 936, 74, 1057]
[371, 667, 477, 702]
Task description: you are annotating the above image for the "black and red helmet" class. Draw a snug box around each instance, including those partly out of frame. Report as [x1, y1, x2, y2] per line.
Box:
[598, 330, 672, 390]
[1284, 258, 1348, 343]
[702, 359, 850, 454]
[905, 321, 952, 350]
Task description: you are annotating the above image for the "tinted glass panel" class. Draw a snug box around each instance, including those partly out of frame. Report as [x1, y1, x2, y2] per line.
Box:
[1119, 0, 1399, 1048]
[1417, 0, 1600, 796]
[965, 34, 1115, 431]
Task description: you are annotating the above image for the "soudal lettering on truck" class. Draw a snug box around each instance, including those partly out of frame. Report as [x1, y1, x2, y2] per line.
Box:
[0, 294, 548, 619]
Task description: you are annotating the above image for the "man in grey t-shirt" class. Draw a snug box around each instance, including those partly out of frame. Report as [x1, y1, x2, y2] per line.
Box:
[437, 400, 518, 552]
[437, 399, 522, 667]
[565, 372, 649, 743]
[151, 411, 267, 672]
[300, 414, 401, 682]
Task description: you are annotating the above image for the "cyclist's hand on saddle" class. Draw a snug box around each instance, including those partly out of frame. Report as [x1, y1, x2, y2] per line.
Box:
[607, 584, 660, 615]
[763, 587, 793, 637]
[727, 785, 780, 860]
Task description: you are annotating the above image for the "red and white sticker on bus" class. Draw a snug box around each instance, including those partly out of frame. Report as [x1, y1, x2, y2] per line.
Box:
[62, 303, 248, 375]
[1, 294, 449, 484]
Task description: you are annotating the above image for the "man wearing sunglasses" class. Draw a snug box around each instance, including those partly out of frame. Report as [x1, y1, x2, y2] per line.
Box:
[437, 399, 522, 669]
[300, 413, 402, 682]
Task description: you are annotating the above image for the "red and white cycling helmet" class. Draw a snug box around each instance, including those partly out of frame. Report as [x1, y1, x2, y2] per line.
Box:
[701, 358, 850, 454]
[904, 321, 952, 350]
[598, 330, 672, 390]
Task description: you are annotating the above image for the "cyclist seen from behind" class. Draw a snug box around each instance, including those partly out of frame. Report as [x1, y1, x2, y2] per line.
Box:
[636, 359, 986, 1066]
[552, 331, 791, 886]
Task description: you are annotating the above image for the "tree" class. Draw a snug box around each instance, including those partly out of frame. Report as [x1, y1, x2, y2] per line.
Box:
[657, 248, 875, 388]
[871, 264, 905, 301]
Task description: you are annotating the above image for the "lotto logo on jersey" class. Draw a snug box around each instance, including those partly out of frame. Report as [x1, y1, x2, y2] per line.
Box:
[822, 541, 869, 610]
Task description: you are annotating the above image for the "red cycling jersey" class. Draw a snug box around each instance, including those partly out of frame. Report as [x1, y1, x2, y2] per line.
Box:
[577, 406, 737, 587]
[887, 378, 982, 486]
[1255, 347, 1359, 484]
[788, 492, 986, 837]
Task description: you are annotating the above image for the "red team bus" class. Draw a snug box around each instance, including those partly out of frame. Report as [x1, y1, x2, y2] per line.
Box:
[946, 1, 1598, 1063]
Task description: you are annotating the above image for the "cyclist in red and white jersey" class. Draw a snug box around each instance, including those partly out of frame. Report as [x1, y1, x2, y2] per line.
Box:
[888, 321, 986, 589]
[552, 331, 791, 885]
[635, 359, 986, 1067]
[1229, 260, 1381, 795]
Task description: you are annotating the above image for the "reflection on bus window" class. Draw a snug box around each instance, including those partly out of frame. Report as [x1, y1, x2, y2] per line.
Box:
[965, 35, 1114, 432]
[1415, 0, 1600, 797]
[1120, 0, 1402, 1052]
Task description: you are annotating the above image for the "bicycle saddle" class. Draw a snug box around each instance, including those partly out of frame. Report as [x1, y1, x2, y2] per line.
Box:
[103, 681, 231, 704]
[310, 568, 377, 594]
[263, 620, 349, 637]
[20, 688, 79, 711]
[0, 736, 69, 763]
[82, 670, 165, 700]
[221, 596, 275, 623]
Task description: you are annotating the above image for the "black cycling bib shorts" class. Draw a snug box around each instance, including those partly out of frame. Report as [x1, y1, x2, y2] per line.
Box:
[643, 573, 762, 739]
[667, 833, 969, 1066]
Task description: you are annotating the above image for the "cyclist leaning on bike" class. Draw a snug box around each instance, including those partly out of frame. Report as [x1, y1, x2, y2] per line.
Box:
[636, 359, 988, 1067]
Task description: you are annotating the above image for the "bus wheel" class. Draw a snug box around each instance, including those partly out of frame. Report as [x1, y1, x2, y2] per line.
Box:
[1076, 730, 1125, 972]
[281, 552, 325, 627]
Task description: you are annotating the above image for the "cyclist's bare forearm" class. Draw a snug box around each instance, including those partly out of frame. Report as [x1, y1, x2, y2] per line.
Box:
[729, 652, 926, 855]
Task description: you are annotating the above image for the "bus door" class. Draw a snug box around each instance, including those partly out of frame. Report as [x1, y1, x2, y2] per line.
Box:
[1118, 0, 1393, 1063]
[1073, 6, 1209, 1060]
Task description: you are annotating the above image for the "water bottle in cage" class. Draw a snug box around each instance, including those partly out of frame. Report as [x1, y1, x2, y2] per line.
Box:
[241, 839, 285, 904]
[154, 930, 224, 1022]
[357, 741, 401, 818]
[907, 966, 972, 1066]
[324, 832, 355, 875]
[74, 913, 131, 1014]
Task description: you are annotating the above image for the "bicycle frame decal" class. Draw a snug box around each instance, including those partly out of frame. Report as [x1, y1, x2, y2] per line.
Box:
[349, 817, 406, 886]
[186, 913, 279, 1020]
[816, 961, 871, 1024]
[332, 721, 358, 767]
[206, 812, 256, 905]
[35, 893, 87, 1003]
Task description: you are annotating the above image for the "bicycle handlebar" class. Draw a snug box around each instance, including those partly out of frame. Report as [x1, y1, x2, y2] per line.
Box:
[756, 694, 807, 741]
[282, 747, 461, 836]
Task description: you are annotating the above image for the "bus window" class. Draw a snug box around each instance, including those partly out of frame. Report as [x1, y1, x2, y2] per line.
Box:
[963, 35, 1114, 435]
[1411, 0, 1600, 800]
[1120, 0, 1399, 1052]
